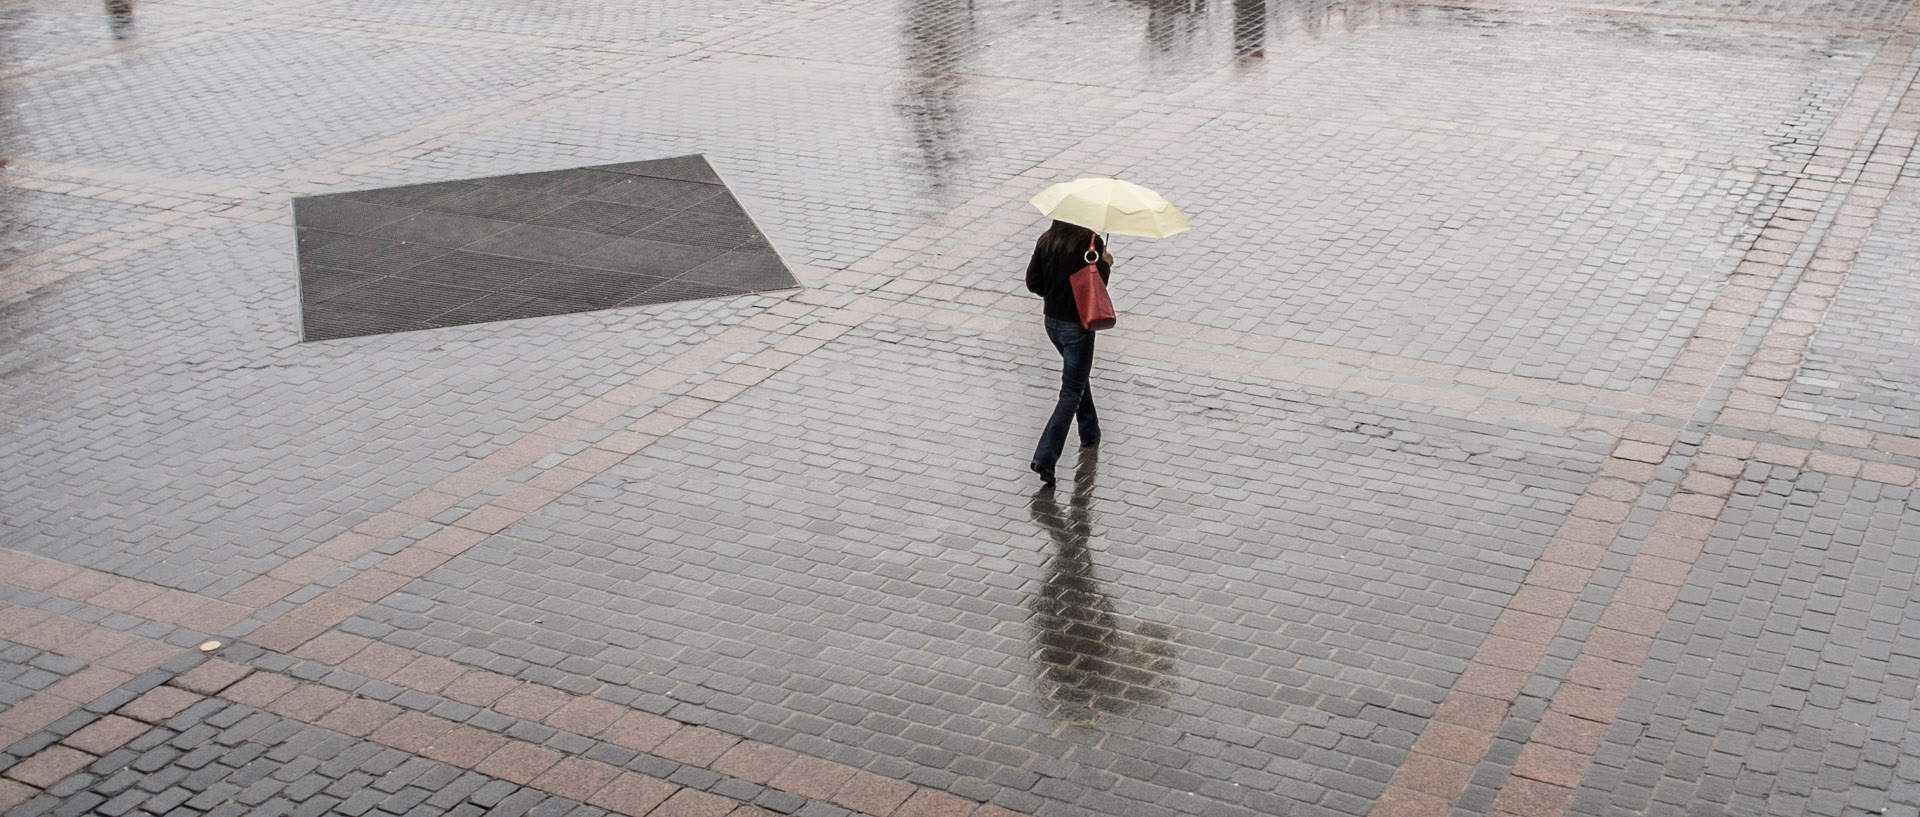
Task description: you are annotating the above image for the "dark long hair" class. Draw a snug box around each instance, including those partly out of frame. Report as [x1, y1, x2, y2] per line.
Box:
[1037, 220, 1097, 261]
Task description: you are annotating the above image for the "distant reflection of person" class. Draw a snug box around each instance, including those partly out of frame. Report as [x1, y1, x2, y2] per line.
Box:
[1233, 0, 1266, 57]
[1026, 450, 1179, 723]
[105, 0, 135, 38]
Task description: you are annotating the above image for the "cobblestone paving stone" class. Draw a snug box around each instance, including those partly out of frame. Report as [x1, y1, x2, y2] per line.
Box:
[349, 318, 1611, 817]
[1779, 200, 1920, 436]
[3, 0, 1920, 815]
[1514, 0, 1914, 26]
[0, 190, 159, 266]
[0, 220, 772, 596]
[1571, 465, 1920, 817]
[4, 29, 598, 183]
[6, 698, 607, 817]
[742, 0, 1271, 93]
[318, 0, 810, 45]
[0, 645, 82, 712]
[945, 117, 1781, 391]
[1254, 8, 1878, 162]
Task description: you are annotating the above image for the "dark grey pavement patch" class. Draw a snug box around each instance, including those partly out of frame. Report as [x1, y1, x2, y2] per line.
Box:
[296, 155, 799, 341]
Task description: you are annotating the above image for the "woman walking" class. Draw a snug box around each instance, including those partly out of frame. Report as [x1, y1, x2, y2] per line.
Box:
[1025, 220, 1112, 486]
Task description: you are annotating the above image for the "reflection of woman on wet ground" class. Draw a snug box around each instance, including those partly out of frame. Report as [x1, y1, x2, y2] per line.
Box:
[1025, 220, 1112, 486]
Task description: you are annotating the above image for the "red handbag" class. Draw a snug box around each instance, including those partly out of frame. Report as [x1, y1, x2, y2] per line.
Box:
[1070, 235, 1116, 331]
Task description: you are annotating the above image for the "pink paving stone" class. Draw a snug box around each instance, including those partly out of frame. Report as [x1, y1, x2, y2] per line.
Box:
[289, 592, 367, 628]
[96, 639, 179, 675]
[367, 712, 455, 754]
[62, 715, 147, 755]
[417, 525, 488, 555]
[710, 742, 799, 785]
[316, 698, 402, 738]
[475, 741, 564, 785]
[442, 671, 520, 707]
[0, 779, 34, 811]
[0, 694, 78, 736]
[387, 655, 463, 693]
[601, 711, 681, 753]
[1489, 777, 1575, 816]
[544, 696, 628, 739]
[649, 788, 736, 817]
[1512, 743, 1591, 788]
[119, 687, 203, 723]
[452, 504, 525, 535]
[292, 633, 372, 666]
[380, 548, 454, 579]
[652, 726, 740, 767]
[244, 616, 329, 653]
[494, 684, 574, 722]
[220, 671, 298, 708]
[49, 666, 135, 704]
[220, 576, 300, 608]
[892, 789, 978, 817]
[530, 757, 621, 802]
[340, 642, 419, 680]
[4, 746, 92, 787]
[1368, 789, 1452, 817]
[585, 771, 676, 814]
[1391, 753, 1474, 800]
[47, 571, 117, 603]
[768, 755, 857, 800]
[335, 569, 413, 603]
[828, 771, 916, 816]
[265, 684, 350, 723]
[421, 726, 506, 769]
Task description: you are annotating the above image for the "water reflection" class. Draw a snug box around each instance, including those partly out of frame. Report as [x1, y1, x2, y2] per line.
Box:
[897, 0, 974, 202]
[1133, 0, 1206, 55]
[106, 0, 135, 39]
[1233, 0, 1266, 57]
[1027, 450, 1181, 723]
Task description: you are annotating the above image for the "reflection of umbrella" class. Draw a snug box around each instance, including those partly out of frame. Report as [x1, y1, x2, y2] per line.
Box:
[1029, 177, 1190, 238]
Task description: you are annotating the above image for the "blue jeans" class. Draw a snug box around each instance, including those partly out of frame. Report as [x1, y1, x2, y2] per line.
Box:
[1033, 316, 1098, 471]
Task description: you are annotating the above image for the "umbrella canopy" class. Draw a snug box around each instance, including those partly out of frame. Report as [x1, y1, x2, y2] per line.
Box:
[1029, 177, 1190, 238]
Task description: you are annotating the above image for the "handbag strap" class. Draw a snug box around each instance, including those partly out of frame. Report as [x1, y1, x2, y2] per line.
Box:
[1082, 234, 1099, 265]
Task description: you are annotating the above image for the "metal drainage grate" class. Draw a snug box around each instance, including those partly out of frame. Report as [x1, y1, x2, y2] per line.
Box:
[292, 154, 799, 341]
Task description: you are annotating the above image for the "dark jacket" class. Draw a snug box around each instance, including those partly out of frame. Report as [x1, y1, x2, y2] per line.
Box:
[1025, 233, 1110, 323]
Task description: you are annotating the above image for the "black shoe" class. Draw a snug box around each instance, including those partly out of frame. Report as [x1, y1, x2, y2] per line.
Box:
[1029, 461, 1056, 485]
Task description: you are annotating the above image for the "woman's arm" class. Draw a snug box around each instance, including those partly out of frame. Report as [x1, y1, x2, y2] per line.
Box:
[1026, 240, 1049, 296]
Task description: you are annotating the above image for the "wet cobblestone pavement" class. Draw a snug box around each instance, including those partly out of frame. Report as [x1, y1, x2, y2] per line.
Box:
[3, 0, 1920, 815]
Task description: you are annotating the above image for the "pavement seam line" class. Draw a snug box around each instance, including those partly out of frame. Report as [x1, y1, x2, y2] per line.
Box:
[1366, 427, 1676, 817]
[1476, 442, 1742, 817]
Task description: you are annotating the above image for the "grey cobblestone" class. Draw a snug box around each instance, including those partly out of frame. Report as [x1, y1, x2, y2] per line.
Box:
[5, 699, 591, 817]
[1256, 9, 1876, 162]
[945, 116, 1783, 391]
[1780, 200, 1920, 435]
[1572, 464, 1920, 817]
[0, 219, 772, 595]
[0, 642, 82, 709]
[5, 29, 597, 184]
[353, 317, 1609, 816]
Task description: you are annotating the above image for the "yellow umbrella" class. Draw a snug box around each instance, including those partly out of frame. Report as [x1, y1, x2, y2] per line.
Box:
[1029, 177, 1190, 238]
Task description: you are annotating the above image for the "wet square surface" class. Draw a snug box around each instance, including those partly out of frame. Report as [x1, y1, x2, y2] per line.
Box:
[7, 0, 1920, 815]
[294, 155, 798, 341]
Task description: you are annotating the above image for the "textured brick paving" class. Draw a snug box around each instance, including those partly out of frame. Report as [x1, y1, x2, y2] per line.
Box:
[4, 0, 1920, 815]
